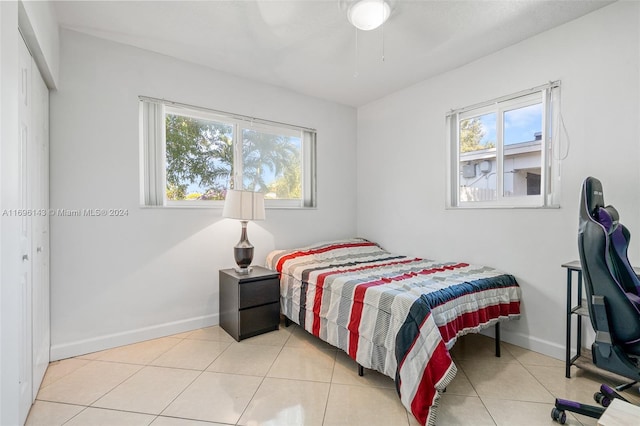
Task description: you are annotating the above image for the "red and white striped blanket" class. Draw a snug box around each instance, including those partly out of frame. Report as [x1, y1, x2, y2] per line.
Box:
[266, 238, 520, 425]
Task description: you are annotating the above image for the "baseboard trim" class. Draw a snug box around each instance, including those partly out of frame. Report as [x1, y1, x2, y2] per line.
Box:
[51, 314, 568, 363]
[481, 327, 566, 361]
[50, 314, 219, 361]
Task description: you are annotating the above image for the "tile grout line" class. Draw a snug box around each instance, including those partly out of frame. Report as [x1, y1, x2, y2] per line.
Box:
[41, 358, 145, 409]
[61, 406, 161, 424]
[59, 404, 89, 426]
[33, 327, 596, 426]
[37, 358, 93, 391]
[31, 326, 274, 425]
[155, 337, 233, 422]
[452, 357, 497, 426]
[64, 329, 233, 424]
[321, 343, 339, 426]
[518, 362, 588, 426]
[233, 322, 296, 425]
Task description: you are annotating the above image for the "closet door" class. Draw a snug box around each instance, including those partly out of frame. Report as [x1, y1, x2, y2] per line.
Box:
[18, 33, 34, 425]
[31, 46, 50, 400]
[18, 33, 50, 423]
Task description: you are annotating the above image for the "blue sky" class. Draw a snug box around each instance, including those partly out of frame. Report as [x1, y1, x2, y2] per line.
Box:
[478, 103, 542, 146]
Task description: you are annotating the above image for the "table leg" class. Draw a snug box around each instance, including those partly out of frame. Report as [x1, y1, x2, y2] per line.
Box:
[566, 268, 572, 378]
[576, 270, 583, 360]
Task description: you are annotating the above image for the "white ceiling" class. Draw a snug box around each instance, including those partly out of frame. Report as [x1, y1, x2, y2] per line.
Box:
[53, 0, 613, 107]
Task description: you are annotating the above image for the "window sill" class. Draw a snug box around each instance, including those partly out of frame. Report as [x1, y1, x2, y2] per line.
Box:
[446, 204, 560, 210]
[139, 204, 317, 211]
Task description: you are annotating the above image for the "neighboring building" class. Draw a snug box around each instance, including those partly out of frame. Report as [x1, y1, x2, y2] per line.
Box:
[459, 132, 542, 202]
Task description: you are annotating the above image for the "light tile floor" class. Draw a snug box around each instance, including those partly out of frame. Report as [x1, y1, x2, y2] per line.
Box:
[27, 324, 640, 426]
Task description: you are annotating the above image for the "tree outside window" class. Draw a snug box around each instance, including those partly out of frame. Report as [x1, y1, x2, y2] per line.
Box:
[165, 112, 303, 203]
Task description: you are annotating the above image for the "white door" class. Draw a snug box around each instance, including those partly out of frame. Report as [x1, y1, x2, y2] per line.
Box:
[18, 33, 50, 424]
[18, 33, 34, 425]
[30, 46, 50, 400]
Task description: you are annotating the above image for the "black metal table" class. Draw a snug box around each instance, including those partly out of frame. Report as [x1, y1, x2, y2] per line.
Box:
[561, 261, 586, 378]
[562, 260, 640, 378]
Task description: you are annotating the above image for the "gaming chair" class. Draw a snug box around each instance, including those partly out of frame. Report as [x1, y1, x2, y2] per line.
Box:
[552, 177, 640, 424]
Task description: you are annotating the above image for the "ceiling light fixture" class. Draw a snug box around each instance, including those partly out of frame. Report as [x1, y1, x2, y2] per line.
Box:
[348, 0, 390, 31]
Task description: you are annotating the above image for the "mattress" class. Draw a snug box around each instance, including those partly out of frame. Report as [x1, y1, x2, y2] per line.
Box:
[265, 238, 520, 425]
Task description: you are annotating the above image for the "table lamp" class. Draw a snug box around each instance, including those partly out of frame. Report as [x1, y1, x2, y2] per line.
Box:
[222, 190, 265, 274]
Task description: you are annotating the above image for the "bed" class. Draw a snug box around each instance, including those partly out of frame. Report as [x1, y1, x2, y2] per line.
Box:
[265, 238, 521, 426]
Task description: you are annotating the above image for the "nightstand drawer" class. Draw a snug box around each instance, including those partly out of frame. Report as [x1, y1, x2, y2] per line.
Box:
[239, 278, 280, 309]
[239, 302, 280, 338]
[219, 266, 281, 341]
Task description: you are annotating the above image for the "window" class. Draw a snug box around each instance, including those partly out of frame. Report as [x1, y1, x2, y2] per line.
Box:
[446, 82, 561, 208]
[140, 98, 316, 208]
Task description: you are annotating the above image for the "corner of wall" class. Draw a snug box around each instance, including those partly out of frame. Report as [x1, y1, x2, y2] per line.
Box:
[18, 0, 59, 89]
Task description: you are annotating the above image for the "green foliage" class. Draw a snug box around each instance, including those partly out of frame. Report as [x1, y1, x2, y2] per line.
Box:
[460, 118, 495, 153]
[267, 149, 302, 199]
[166, 184, 186, 201]
[165, 114, 233, 200]
[242, 130, 300, 194]
[165, 113, 302, 201]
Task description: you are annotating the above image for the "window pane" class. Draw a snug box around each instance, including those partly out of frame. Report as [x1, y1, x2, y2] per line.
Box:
[502, 103, 542, 197]
[459, 113, 497, 202]
[165, 113, 233, 201]
[241, 128, 302, 200]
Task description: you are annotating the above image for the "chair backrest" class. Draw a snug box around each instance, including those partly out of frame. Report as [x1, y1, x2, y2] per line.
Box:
[597, 206, 640, 297]
[578, 177, 640, 345]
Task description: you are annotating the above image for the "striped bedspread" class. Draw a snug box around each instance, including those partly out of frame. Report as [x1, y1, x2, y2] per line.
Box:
[265, 238, 520, 425]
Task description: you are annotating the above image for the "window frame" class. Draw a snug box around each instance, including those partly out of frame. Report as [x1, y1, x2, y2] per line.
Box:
[140, 97, 317, 209]
[446, 82, 561, 209]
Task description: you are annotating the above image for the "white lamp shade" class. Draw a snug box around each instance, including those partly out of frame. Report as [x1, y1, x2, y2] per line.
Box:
[348, 0, 390, 31]
[222, 190, 265, 221]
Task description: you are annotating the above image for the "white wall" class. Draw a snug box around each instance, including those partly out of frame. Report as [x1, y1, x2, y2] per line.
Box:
[357, 1, 640, 359]
[50, 29, 357, 360]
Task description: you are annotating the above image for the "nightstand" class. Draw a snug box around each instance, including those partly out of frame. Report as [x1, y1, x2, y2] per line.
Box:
[219, 266, 280, 341]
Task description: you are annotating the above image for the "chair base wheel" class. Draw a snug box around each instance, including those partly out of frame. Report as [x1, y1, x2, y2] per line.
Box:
[551, 408, 567, 424]
[594, 392, 611, 407]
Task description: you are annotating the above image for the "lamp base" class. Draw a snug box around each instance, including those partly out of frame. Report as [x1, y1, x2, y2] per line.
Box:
[233, 220, 254, 272]
[233, 243, 254, 270]
[234, 266, 252, 275]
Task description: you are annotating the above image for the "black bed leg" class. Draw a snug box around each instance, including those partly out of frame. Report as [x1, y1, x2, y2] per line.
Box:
[358, 364, 364, 377]
[284, 317, 291, 327]
[495, 322, 501, 357]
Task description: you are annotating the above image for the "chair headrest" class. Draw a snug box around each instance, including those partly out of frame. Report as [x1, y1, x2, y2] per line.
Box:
[580, 176, 605, 223]
[598, 206, 620, 234]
